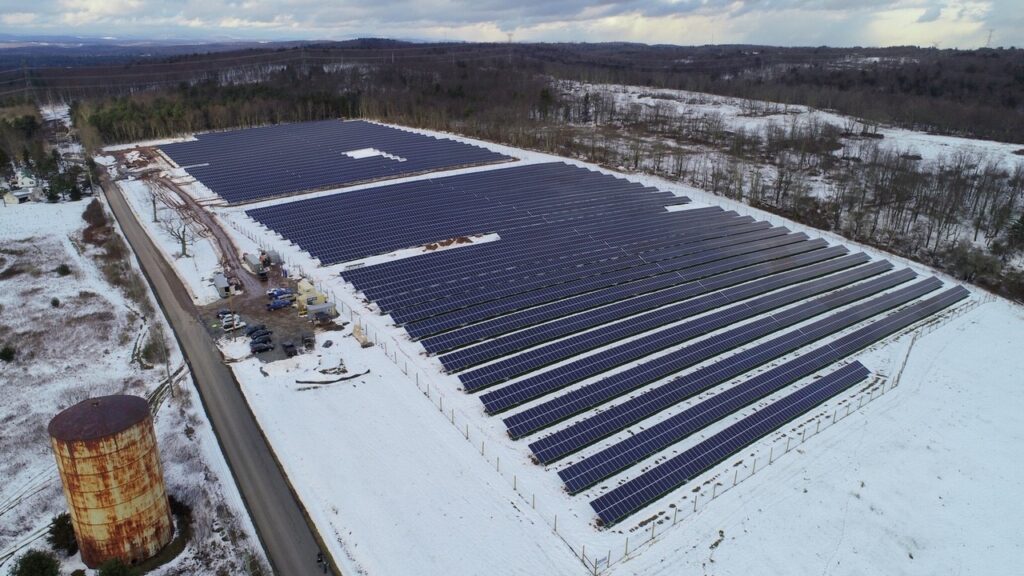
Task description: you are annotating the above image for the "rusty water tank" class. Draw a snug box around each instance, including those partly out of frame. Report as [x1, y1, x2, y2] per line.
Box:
[48, 395, 173, 568]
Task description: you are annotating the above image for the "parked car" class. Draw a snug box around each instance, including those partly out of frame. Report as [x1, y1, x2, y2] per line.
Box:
[267, 298, 292, 311]
[249, 329, 273, 340]
[216, 308, 236, 319]
[245, 324, 266, 337]
[223, 320, 247, 332]
[250, 342, 274, 354]
[251, 335, 273, 346]
[282, 341, 298, 357]
[301, 333, 315, 351]
[266, 287, 293, 299]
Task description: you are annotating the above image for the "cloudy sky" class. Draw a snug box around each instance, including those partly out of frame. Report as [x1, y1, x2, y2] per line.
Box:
[0, 0, 1020, 48]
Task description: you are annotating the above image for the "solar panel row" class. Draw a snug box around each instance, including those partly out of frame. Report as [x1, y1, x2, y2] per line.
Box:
[589, 285, 967, 525]
[452, 255, 883, 388]
[495, 267, 915, 428]
[588, 362, 871, 526]
[525, 275, 942, 464]
[421, 245, 852, 354]
[403, 236, 827, 338]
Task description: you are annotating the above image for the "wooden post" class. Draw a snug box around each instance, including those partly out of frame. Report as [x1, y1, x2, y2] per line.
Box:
[752, 458, 757, 475]
[465, 423, 469, 439]
[496, 457, 500, 473]
[650, 522, 655, 541]
[513, 475, 517, 490]
[733, 469, 738, 486]
[673, 507, 678, 525]
[802, 428, 807, 443]
[693, 494, 698, 512]
[532, 494, 535, 509]
[786, 436, 791, 452]
[624, 537, 629, 556]
[769, 446, 774, 464]
[554, 515, 558, 533]
[480, 440, 485, 456]
[712, 483, 718, 498]
[816, 419, 821, 434]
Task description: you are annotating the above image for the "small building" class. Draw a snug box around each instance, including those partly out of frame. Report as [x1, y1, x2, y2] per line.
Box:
[15, 168, 37, 190]
[308, 302, 337, 324]
[212, 272, 230, 298]
[3, 188, 32, 206]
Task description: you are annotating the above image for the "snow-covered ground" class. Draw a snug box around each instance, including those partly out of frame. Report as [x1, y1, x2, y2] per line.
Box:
[0, 200, 263, 574]
[117, 177, 223, 305]
[568, 81, 1024, 166]
[117, 119, 1024, 576]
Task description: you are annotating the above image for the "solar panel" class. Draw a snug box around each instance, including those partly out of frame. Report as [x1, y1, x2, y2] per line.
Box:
[160, 120, 513, 204]
[588, 361, 871, 526]
[522, 274, 939, 461]
[450, 255, 883, 386]
[493, 267, 914, 426]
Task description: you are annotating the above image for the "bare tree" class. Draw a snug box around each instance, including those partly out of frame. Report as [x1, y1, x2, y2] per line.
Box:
[158, 202, 198, 257]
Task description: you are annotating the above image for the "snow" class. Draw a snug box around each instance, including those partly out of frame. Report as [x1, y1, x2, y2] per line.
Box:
[343, 147, 407, 162]
[0, 200, 263, 574]
[567, 81, 1024, 167]
[117, 178, 223, 305]
[615, 298, 1024, 575]
[116, 118, 1024, 576]
[222, 330, 582, 576]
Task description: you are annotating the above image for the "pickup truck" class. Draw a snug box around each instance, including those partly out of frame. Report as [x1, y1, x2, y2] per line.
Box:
[266, 298, 292, 311]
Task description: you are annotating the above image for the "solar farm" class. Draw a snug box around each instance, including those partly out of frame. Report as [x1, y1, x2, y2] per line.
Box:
[238, 159, 968, 527]
[151, 120, 987, 572]
[159, 120, 511, 204]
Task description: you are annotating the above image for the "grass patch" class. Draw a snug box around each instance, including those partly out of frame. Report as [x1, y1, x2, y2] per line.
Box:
[81, 199, 154, 317]
[140, 324, 167, 366]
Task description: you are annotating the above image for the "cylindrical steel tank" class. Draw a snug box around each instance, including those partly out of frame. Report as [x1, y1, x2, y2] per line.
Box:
[48, 395, 173, 568]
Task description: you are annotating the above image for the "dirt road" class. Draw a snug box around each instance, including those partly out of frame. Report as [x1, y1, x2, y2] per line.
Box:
[102, 176, 337, 576]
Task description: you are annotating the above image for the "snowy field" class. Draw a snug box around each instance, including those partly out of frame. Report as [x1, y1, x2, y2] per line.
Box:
[122, 118, 1024, 576]
[0, 200, 263, 574]
[565, 81, 1024, 166]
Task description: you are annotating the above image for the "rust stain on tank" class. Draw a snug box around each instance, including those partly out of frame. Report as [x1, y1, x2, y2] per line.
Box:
[48, 395, 174, 568]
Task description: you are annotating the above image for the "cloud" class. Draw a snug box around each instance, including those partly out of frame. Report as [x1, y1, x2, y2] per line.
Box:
[1, 12, 38, 26]
[917, 5, 943, 22]
[0, 0, 1018, 48]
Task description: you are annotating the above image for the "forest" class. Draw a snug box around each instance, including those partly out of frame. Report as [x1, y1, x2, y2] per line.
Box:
[3, 41, 1023, 299]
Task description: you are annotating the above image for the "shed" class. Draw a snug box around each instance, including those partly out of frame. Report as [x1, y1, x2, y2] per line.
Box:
[307, 301, 337, 319]
[3, 188, 32, 205]
[212, 272, 230, 298]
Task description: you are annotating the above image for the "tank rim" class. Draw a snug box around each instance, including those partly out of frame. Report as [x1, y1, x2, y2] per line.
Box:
[48, 395, 151, 442]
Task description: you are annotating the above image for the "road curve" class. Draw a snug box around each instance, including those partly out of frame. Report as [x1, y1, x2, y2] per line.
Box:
[102, 177, 335, 576]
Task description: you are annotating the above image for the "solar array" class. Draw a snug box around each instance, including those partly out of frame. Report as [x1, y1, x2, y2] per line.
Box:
[159, 120, 511, 204]
[246, 160, 969, 526]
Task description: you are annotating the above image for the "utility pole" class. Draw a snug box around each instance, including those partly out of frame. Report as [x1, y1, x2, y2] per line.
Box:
[986, 29, 993, 48]
[507, 32, 514, 66]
